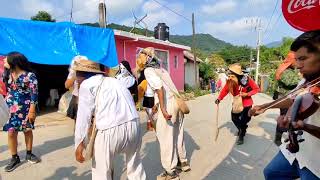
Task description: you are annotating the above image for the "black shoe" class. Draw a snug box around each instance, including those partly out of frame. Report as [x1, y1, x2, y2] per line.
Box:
[26, 153, 40, 164]
[274, 132, 283, 146]
[176, 161, 191, 172]
[237, 136, 244, 145]
[4, 156, 21, 172]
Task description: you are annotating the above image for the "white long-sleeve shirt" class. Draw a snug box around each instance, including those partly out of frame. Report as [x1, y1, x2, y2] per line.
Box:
[279, 79, 320, 177]
[74, 75, 139, 149]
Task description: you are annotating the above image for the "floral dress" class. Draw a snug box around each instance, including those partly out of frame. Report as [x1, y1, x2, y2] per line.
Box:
[2, 72, 38, 132]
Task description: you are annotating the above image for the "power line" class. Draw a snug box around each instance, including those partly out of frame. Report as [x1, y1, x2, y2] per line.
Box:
[264, 0, 279, 36]
[264, 12, 282, 43]
[55, 0, 100, 20]
[151, 0, 192, 22]
[70, 0, 74, 22]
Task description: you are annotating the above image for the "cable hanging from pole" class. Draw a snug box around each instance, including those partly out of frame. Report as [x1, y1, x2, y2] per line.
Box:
[151, 0, 192, 22]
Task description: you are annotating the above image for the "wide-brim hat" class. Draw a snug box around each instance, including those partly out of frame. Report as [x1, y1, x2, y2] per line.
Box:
[275, 51, 296, 80]
[72, 58, 104, 73]
[228, 63, 244, 75]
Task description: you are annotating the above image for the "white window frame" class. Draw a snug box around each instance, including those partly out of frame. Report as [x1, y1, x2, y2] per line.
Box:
[155, 48, 170, 73]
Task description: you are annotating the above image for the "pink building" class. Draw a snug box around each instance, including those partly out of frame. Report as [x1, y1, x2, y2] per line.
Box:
[114, 30, 191, 91]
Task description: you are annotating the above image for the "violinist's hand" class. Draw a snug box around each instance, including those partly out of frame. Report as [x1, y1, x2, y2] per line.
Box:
[249, 105, 266, 117]
[278, 115, 290, 129]
[292, 120, 304, 130]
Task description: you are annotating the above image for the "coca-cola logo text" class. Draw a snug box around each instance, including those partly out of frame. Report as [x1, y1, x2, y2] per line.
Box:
[287, 0, 320, 13]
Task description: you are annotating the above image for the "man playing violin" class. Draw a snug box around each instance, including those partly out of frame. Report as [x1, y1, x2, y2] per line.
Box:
[250, 30, 320, 180]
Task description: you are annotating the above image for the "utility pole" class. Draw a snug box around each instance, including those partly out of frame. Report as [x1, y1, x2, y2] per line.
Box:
[255, 19, 262, 84]
[99, 0, 107, 28]
[70, 0, 74, 22]
[192, 13, 197, 87]
[249, 49, 253, 69]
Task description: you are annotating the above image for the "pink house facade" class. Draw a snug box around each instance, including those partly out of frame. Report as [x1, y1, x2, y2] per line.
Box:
[114, 30, 191, 91]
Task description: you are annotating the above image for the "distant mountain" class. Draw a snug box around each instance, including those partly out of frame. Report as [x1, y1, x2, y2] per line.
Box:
[81, 23, 232, 55]
[265, 41, 282, 48]
[170, 34, 232, 54]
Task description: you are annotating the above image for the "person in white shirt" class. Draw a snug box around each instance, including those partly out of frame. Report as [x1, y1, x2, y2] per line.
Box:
[136, 47, 190, 180]
[65, 55, 87, 120]
[115, 60, 138, 103]
[250, 30, 320, 180]
[73, 59, 146, 180]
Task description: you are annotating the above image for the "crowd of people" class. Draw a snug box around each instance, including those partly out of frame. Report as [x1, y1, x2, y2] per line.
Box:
[1, 30, 320, 180]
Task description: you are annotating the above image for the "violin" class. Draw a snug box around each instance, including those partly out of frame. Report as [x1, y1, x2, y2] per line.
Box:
[248, 77, 320, 117]
[284, 86, 320, 153]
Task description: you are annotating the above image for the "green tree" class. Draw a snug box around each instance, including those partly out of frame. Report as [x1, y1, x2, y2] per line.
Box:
[218, 45, 253, 66]
[277, 37, 294, 57]
[199, 62, 215, 83]
[31, 11, 55, 22]
[206, 53, 226, 68]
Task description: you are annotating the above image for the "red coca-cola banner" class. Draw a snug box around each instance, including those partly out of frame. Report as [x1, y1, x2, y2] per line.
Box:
[282, 0, 320, 32]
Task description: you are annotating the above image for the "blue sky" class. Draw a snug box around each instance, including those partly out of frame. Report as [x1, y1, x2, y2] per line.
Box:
[0, 0, 302, 46]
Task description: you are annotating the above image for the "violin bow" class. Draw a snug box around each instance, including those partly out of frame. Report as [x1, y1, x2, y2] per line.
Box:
[261, 77, 320, 112]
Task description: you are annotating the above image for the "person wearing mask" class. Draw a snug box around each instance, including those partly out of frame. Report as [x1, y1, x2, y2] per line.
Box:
[215, 63, 260, 145]
[136, 47, 190, 180]
[115, 60, 138, 103]
[272, 52, 301, 146]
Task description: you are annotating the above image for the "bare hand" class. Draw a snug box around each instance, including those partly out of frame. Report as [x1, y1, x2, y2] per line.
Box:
[161, 109, 172, 120]
[292, 120, 304, 130]
[152, 103, 159, 114]
[248, 105, 266, 117]
[277, 115, 289, 129]
[27, 113, 36, 123]
[75, 142, 85, 163]
[240, 92, 248, 97]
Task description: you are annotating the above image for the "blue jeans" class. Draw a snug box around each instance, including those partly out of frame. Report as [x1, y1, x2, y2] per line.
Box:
[264, 151, 319, 180]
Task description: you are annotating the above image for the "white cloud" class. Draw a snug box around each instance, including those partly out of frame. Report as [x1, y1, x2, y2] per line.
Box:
[108, 0, 144, 15]
[142, 0, 161, 11]
[122, 0, 185, 32]
[203, 17, 265, 37]
[143, 1, 184, 28]
[60, 0, 144, 23]
[201, 0, 237, 15]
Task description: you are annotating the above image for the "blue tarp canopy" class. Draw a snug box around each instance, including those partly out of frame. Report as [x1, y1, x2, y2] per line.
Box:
[0, 17, 118, 67]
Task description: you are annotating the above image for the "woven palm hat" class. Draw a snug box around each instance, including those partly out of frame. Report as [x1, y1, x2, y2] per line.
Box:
[228, 63, 244, 76]
[72, 58, 104, 73]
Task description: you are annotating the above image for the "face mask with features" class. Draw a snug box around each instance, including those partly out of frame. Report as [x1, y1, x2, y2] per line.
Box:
[116, 63, 130, 79]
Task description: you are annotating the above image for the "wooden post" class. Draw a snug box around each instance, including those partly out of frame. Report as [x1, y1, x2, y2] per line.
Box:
[192, 13, 197, 87]
[99, 0, 107, 28]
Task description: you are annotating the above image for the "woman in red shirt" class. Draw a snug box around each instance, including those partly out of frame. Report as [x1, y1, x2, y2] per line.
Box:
[215, 64, 260, 145]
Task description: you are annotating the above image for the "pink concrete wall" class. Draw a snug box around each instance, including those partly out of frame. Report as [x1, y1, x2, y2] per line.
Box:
[115, 37, 185, 91]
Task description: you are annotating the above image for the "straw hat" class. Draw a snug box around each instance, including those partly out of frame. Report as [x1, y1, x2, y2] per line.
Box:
[228, 63, 244, 75]
[72, 58, 104, 73]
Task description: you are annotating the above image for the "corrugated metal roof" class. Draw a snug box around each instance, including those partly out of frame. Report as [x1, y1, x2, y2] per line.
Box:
[183, 51, 203, 63]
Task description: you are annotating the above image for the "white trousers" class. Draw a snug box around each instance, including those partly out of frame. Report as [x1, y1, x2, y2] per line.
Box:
[156, 97, 187, 173]
[92, 119, 146, 180]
